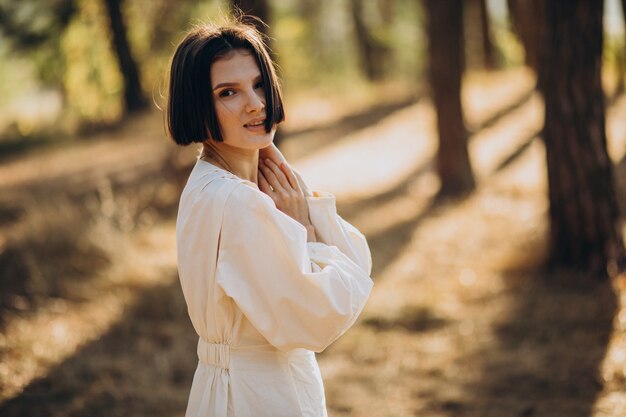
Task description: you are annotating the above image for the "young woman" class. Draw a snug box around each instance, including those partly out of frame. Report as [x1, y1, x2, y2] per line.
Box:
[167, 18, 373, 417]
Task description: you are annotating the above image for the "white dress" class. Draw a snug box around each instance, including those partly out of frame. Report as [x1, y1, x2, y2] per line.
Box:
[176, 158, 373, 417]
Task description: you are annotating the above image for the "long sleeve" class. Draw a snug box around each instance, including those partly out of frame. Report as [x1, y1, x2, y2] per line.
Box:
[215, 183, 373, 353]
[306, 192, 372, 276]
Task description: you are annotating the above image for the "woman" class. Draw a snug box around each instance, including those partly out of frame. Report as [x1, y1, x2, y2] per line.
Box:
[167, 18, 373, 417]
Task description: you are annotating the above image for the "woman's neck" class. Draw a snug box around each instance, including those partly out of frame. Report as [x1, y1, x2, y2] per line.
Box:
[202, 142, 259, 184]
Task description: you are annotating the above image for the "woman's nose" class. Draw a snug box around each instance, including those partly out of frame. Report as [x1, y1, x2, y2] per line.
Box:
[245, 89, 265, 113]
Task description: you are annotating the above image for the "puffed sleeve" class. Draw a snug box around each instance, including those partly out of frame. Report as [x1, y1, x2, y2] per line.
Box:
[306, 192, 372, 276]
[215, 183, 373, 353]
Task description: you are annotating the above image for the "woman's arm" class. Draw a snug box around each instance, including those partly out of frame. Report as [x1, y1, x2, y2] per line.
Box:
[216, 184, 373, 352]
[258, 151, 317, 242]
[258, 143, 371, 274]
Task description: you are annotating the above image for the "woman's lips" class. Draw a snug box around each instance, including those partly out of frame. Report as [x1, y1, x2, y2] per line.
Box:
[244, 118, 266, 132]
[244, 118, 265, 127]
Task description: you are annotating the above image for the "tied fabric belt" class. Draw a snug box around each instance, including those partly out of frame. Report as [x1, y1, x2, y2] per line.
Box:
[197, 339, 230, 369]
[197, 339, 287, 371]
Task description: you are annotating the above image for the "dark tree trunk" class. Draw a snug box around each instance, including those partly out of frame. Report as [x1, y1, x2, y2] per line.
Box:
[619, 0, 626, 94]
[617, 49, 625, 96]
[231, 0, 270, 37]
[465, 0, 497, 70]
[507, 0, 544, 88]
[542, 0, 625, 277]
[478, 0, 496, 69]
[103, 0, 146, 114]
[349, 0, 389, 81]
[424, 0, 475, 196]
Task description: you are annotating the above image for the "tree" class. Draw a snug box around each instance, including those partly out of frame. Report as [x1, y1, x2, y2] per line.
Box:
[542, 0, 625, 277]
[349, 0, 392, 81]
[424, 0, 475, 196]
[507, 0, 544, 88]
[478, 0, 496, 69]
[0, 0, 76, 87]
[103, 0, 147, 114]
[618, 0, 626, 94]
[465, 0, 497, 70]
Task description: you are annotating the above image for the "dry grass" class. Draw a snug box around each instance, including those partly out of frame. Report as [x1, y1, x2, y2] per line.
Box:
[1, 69, 626, 417]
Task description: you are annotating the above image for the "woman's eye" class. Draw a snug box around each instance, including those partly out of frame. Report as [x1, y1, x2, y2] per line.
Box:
[254, 82, 265, 90]
[219, 89, 235, 98]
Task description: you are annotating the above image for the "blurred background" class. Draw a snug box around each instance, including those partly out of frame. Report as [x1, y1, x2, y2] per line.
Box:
[1, 0, 626, 416]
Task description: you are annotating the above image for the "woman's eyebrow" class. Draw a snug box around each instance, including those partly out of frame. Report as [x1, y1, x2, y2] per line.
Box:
[212, 82, 238, 91]
[212, 74, 263, 91]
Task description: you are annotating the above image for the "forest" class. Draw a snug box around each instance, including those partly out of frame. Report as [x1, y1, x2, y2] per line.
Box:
[1, 0, 626, 416]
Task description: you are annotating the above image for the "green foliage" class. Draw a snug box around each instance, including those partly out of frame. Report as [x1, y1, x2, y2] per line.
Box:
[492, 23, 524, 68]
[604, 35, 626, 66]
[61, 0, 123, 123]
[0, 0, 76, 50]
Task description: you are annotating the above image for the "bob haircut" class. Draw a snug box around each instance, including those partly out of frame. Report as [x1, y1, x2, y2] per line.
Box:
[166, 20, 285, 145]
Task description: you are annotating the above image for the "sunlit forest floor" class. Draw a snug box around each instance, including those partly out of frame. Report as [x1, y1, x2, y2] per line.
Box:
[1, 67, 626, 416]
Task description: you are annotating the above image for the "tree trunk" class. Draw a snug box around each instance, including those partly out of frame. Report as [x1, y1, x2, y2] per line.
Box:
[619, 0, 626, 94]
[231, 0, 270, 37]
[542, 0, 625, 277]
[479, 0, 496, 69]
[424, 0, 475, 196]
[349, 0, 388, 81]
[617, 48, 625, 96]
[507, 0, 544, 88]
[103, 0, 146, 114]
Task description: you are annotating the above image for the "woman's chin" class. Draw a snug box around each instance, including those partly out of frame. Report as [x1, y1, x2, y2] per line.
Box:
[254, 132, 275, 149]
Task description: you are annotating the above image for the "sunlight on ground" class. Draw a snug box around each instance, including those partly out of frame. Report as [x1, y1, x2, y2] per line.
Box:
[0, 222, 177, 402]
[294, 100, 437, 201]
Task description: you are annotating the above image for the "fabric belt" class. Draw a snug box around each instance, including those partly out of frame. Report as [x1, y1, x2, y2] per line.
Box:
[197, 339, 230, 369]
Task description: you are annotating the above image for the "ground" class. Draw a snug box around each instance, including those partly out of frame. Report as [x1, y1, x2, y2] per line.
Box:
[1, 68, 626, 417]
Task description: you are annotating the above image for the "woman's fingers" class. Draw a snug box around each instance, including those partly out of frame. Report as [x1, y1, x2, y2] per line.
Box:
[278, 162, 302, 192]
[257, 169, 274, 195]
[259, 143, 287, 166]
[263, 159, 292, 191]
[258, 158, 311, 229]
[259, 160, 280, 190]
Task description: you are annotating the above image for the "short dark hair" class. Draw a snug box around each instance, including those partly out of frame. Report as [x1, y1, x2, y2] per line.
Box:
[166, 20, 285, 145]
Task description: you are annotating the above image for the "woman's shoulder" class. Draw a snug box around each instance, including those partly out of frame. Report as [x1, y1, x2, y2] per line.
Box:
[181, 159, 277, 217]
[223, 177, 275, 217]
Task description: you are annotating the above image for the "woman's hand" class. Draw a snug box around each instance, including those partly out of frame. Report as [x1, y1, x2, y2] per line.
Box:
[258, 158, 317, 242]
[259, 143, 312, 197]
[259, 143, 287, 166]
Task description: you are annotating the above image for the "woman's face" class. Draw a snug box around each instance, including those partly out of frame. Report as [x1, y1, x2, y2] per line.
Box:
[210, 49, 275, 150]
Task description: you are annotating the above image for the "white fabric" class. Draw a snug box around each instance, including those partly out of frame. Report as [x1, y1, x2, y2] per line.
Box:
[176, 159, 373, 417]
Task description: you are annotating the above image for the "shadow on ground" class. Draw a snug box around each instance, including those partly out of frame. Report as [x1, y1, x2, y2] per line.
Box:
[432, 140, 625, 417]
[448, 265, 618, 417]
[0, 278, 198, 417]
